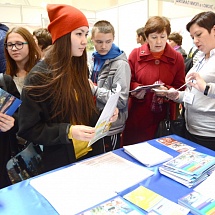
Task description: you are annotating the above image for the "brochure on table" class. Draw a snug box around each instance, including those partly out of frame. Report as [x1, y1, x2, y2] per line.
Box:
[178, 190, 215, 215]
[123, 142, 173, 167]
[88, 84, 121, 146]
[124, 185, 190, 215]
[30, 152, 154, 215]
[80, 196, 143, 215]
[156, 136, 195, 153]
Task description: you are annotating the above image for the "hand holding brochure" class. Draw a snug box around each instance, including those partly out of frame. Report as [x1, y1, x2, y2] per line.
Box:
[0, 88, 21, 116]
[88, 84, 121, 146]
[123, 142, 173, 167]
[129, 83, 163, 93]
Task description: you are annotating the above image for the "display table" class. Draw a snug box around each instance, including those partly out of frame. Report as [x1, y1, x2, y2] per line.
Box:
[0, 135, 214, 214]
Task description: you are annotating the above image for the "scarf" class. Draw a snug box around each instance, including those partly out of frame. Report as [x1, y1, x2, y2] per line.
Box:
[91, 43, 123, 83]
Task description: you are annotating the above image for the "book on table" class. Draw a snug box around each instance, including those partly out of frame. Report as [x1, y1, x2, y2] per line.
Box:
[159, 150, 215, 188]
[123, 142, 173, 167]
[80, 196, 143, 214]
[156, 136, 195, 153]
[178, 190, 215, 215]
[123, 185, 190, 215]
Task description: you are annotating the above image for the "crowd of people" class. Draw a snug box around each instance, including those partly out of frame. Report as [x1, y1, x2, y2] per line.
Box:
[0, 3, 215, 189]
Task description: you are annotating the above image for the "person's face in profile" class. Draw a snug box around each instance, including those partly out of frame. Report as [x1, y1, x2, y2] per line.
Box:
[190, 23, 215, 58]
[70, 26, 89, 57]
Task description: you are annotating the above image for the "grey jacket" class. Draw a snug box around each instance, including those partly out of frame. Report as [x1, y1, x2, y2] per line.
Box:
[89, 52, 131, 135]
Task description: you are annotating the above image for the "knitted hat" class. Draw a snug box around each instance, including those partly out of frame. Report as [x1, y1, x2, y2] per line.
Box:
[47, 4, 89, 43]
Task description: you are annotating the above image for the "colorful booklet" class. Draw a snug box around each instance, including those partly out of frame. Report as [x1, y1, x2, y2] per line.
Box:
[88, 84, 121, 146]
[159, 151, 215, 188]
[160, 151, 215, 177]
[123, 142, 173, 167]
[79, 196, 143, 214]
[0, 88, 21, 116]
[156, 136, 195, 153]
[123, 186, 190, 215]
[178, 191, 215, 215]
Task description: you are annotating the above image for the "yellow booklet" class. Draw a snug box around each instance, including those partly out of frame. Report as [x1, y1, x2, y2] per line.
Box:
[123, 186, 163, 211]
[123, 186, 190, 215]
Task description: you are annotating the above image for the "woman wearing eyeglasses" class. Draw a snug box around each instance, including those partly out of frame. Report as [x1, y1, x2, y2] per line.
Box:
[4, 27, 41, 93]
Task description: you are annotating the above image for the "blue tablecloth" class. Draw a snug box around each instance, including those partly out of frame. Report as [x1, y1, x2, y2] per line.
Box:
[0, 135, 214, 215]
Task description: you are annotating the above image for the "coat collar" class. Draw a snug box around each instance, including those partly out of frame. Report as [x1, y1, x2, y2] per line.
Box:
[137, 43, 177, 64]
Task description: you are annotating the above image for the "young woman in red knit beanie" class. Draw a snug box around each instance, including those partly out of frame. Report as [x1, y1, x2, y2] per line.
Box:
[18, 4, 118, 174]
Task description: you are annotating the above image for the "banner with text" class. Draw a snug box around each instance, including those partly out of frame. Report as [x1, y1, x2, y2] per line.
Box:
[174, 0, 215, 11]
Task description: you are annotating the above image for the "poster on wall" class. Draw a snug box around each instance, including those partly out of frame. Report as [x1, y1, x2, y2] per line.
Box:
[174, 0, 215, 11]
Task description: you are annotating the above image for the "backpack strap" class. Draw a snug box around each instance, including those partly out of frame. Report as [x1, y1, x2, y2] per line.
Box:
[0, 73, 7, 91]
[192, 49, 199, 58]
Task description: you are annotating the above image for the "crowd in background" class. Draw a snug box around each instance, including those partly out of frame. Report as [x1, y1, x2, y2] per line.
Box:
[0, 4, 215, 189]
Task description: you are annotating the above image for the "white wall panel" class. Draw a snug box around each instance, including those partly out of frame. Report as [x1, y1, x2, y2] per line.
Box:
[96, 0, 148, 57]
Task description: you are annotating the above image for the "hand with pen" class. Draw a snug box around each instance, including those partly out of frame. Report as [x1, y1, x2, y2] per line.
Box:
[186, 72, 206, 93]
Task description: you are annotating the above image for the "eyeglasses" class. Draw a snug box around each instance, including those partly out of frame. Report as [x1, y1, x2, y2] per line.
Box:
[4, 42, 28, 50]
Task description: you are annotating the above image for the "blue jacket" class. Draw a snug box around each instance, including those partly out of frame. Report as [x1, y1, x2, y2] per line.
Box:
[0, 24, 9, 73]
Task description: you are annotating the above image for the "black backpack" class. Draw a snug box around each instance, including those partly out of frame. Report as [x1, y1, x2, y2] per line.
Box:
[184, 48, 199, 74]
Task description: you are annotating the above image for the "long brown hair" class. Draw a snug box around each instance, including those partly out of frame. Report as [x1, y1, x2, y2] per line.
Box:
[4, 27, 41, 77]
[25, 33, 97, 125]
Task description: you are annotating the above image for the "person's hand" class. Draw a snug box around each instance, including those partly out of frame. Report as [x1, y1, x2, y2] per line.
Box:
[70, 125, 96, 141]
[186, 72, 206, 92]
[131, 89, 146, 99]
[88, 79, 96, 95]
[0, 112, 15, 132]
[166, 88, 179, 100]
[154, 85, 168, 97]
[109, 108, 119, 123]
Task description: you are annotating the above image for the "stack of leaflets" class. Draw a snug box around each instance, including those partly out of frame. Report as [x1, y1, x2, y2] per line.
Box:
[178, 190, 215, 215]
[123, 142, 173, 167]
[159, 151, 215, 188]
[123, 185, 190, 215]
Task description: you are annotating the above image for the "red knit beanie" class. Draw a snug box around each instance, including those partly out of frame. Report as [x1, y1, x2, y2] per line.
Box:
[47, 4, 89, 43]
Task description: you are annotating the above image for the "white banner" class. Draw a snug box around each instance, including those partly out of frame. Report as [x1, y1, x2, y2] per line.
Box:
[174, 0, 215, 11]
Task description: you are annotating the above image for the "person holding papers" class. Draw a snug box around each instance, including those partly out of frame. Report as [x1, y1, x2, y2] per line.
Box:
[122, 16, 185, 146]
[0, 74, 20, 189]
[166, 11, 215, 150]
[89, 20, 131, 151]
[18, 4, 118, 174]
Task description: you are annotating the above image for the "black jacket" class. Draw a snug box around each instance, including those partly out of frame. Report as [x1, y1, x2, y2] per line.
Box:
[0, 24, 9, 74]
[18, 61, 104, 173]
[0, 74, 20, 189]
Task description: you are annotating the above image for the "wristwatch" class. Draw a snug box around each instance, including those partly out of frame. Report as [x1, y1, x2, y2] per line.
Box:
[204, 84, 210, 96]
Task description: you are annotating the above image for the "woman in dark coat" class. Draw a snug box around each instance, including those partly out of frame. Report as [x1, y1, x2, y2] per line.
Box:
[18, 4, 118, 174]
[0, 74, 20, 189]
